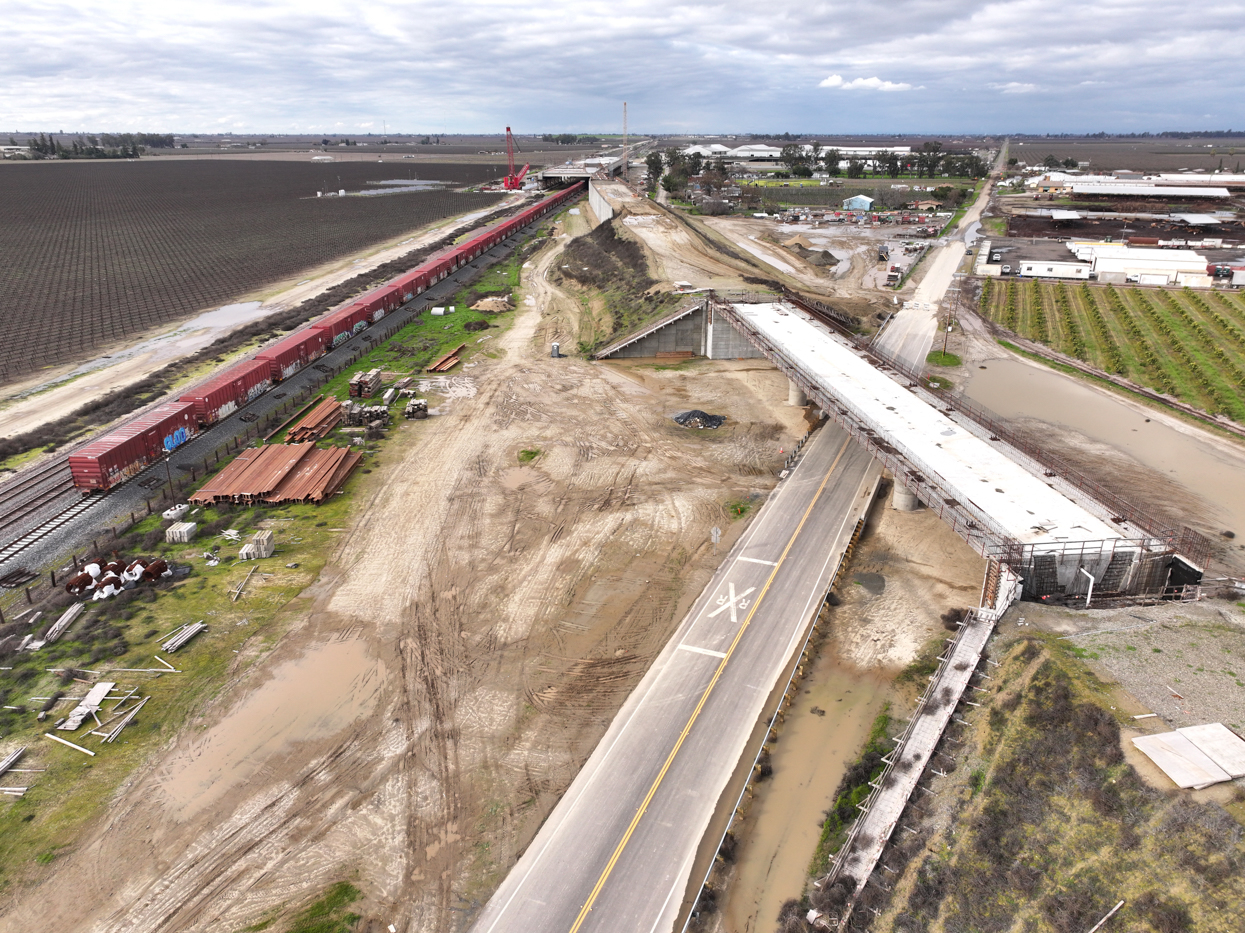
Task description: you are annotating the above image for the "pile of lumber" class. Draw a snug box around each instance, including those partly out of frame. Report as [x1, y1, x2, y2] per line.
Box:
[287, 398, 342, 442]
[191, 443, 363, 505]
[426, 344, 466, 373]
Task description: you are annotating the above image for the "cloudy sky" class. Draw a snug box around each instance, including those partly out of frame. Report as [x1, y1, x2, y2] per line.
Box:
[2, 0, 1242, 135]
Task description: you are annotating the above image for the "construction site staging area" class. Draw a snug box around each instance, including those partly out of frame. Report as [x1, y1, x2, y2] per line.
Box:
[0, 135, 1243, 933]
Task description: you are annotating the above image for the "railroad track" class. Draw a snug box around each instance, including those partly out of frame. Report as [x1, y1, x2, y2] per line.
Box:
[0, 491, 103, 566]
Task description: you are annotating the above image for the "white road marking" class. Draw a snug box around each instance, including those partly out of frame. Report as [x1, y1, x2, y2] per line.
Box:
[707, 584, 755, 619]
[737, 557, 777, 566]
[677, 644, 728, 659]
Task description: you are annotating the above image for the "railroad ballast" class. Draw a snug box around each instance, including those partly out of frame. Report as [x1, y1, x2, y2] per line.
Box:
[67, 182, 584, 491]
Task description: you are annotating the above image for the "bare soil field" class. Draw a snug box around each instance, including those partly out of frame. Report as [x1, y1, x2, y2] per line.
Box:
[0, 211, 815, 933]
[1011, 136, 1245, 173]
[0, 160, 505, 383]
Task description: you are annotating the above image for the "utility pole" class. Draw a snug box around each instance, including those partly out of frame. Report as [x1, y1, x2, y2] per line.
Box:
[623, 102, 628, 176]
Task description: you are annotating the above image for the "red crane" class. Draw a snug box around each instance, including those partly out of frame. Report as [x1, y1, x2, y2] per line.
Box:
[503, 127, 530, 190]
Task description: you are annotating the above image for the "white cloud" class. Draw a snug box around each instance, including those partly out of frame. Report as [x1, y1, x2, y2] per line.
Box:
[992, 82, 1038, 94]
[821, 74, 915, 91]
[0, 0, 1241, 132]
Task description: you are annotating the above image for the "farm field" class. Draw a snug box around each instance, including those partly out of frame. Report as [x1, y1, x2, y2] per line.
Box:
[0, 160, 505, 384]
[1010, 135, 1245, 172]
[979, 278, 1245, 421]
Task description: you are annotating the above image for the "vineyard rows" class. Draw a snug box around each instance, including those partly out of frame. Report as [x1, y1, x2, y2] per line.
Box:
[980, 279, 1245, 421]
[0, 160, 504, 383]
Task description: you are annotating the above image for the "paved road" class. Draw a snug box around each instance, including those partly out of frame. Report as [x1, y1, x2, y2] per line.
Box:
[470, 427, 879, 933]
[874, 172, 997, 364]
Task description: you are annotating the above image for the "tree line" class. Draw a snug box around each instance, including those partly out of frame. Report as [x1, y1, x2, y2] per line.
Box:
[778, 141, 986, 179]
[19, 132, 175, 160]
[541, 134, 600, 145]
[643, 141, 986, 198]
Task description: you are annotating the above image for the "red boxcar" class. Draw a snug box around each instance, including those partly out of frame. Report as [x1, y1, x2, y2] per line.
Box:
[255, 329, 329, 382]
[311, 303, 372, 348]
[180, 359, 272, 426]
[69, 401, 199, 490]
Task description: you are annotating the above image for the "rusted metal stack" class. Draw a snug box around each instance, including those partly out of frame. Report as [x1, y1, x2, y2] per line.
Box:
[426, 344, 466, 373]
[286, 398, 342, 442]
[190, 443, 362, 505]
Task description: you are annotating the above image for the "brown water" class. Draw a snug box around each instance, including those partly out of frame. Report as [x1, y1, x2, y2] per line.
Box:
[965, 357, 1245, 536]
[159, 636, 385, 820]
[723, 651, 891, 933]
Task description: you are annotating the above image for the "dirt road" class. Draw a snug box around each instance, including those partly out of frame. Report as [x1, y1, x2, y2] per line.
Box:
[0, 215, 813, 933]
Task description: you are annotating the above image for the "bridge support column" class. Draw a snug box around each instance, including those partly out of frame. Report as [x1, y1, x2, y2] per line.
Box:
[787, 379, 807, 407]
[891, 482, 919, 511]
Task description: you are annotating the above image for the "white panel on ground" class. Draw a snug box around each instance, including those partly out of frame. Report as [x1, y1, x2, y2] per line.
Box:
[1132, 732, 1232, 788]
[1178, 723, 1245, 778]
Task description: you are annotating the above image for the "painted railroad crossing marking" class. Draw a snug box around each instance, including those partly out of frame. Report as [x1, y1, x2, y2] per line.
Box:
[707, 583, 755, 622]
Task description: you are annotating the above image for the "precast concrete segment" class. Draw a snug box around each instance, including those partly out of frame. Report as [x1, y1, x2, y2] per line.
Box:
[732, 302, 1122, 549]
[470, 428, 880, 933]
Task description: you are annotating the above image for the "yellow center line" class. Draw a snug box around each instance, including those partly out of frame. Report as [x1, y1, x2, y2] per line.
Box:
[568, 434, 852, 933]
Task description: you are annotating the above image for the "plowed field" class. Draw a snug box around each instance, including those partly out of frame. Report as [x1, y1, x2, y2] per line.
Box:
[0, 160, 504, 383]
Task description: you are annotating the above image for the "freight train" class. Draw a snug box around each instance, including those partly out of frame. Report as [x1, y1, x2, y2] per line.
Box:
[68, 182, 585, 491]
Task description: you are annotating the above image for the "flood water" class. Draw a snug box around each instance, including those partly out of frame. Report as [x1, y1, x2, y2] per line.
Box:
[723, 649, 891, 933]
[159, 636, 385, 820]
[965, 356, 1245, 536]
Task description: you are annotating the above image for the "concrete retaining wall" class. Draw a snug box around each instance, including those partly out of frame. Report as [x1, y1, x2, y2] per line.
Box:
[589, 180, 614, 225]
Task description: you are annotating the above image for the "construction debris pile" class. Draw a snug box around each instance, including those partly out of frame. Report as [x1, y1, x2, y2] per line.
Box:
[239, 529, 275, 560]
[63, 557, 173, 600]
[672, 410, 727, 429]
[286, 397, 343, 442]
[190, 442, 362, 505]
[348, 368, 384, 398]
[404, 398, 429, 419]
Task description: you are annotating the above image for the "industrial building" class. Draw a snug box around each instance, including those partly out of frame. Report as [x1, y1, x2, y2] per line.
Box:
[842, 194, 874, 210]
[975, 238, 1215, 286]
[1026, 171, 1233, 199]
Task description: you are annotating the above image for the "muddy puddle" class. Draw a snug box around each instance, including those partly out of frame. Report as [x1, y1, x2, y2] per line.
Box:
[965, 357, 1245, 535]
[723, 649, 892, 933]
[159, 636, 384, 820]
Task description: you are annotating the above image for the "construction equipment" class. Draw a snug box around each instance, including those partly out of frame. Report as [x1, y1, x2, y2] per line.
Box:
[503, 127, 530, 190]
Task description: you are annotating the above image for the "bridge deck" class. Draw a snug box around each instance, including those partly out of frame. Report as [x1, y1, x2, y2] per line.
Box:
[731, 302, 1122, 548]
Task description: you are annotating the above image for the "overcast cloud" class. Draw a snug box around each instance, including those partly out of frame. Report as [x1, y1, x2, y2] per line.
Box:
[1, 0, 1242, 134]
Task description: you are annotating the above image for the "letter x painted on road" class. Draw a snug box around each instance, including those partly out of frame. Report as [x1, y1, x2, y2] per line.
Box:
[707, 582, 756, 623]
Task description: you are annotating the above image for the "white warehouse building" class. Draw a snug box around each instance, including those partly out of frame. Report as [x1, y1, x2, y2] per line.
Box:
[1068, 243, 1212, 287]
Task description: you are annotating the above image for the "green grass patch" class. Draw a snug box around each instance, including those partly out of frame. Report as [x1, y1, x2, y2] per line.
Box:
[517, 448, 540, 463]
[925, 350, 961, 367]
[0, 458, 378, 893]
[808, 705, 893, 877]
[283, 881, 361, 933]
[725, 498, 753, 519]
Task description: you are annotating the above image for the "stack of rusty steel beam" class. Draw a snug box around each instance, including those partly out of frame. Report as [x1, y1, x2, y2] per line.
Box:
[286, 398, 343, 442]
[190, 442, 362, 505]
[426, 344, 466, 373]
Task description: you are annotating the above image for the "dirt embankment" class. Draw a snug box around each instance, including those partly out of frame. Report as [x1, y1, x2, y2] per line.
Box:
[0, 207, 814, 933]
